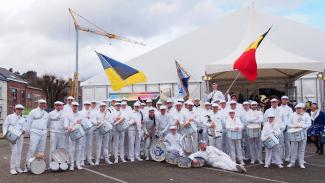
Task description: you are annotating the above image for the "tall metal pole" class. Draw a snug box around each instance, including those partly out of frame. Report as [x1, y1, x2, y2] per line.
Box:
[75, 28, 79, 102]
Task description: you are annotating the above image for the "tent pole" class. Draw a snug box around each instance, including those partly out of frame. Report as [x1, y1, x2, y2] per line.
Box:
[226, 71, 240, 94]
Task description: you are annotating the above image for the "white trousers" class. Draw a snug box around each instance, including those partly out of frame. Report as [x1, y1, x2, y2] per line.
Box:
[49, 132, 66, 162]
[210, 155, 238, 172]
[81, 129, 94, 161]
[208, 136, 223, 151]
[265, 144, 282, 165]
[10, 136, 24, 170]
[26, 132, 47, 161]
[228, 138, 243, 162]
[284, 131, 291, 161]
[144, 136, 153, 158]
[113, 130, 125, 160]
[128, 130, 141, 160]
[68, 137, 82, 166]
[242, 129, 250, 160]
[290, 138, 307, 165]
[222, 132, 229, 154]
[278, 133, 285, 160]
[96, 132, 111, 162]
[248, 137, 262, 162]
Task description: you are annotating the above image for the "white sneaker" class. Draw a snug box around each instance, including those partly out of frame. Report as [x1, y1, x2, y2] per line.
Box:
[236, 164, 247, 173]
[80, 161, 85, 166]
[264, 164, 269, 168]
[16, 168, 23, 173]
[114, 159, 118, 164]
[136, 158, 143, 161]
[76, 165, 83, 170]
[22, 168, 28, 173]
[250, 161, 255, 164]
[145, 157, 150, 161]
[10, 169, 17, 175]
[240, 161, 245, 166]
[88, 160, 95, 166]
[121, 159, 126, 163]
[300, 164, 305, 169]
[105, 159, 113, 165]
[278, 164, 283, 168]
[69, 166, 74, 171]
[130, 159, 135, 162]
[258, 160, 263, 165]
[287, 163, 294, 168]
[95, 161, 99, 165]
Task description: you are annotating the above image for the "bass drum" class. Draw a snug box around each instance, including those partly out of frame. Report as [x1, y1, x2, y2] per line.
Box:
[178, 156, 192, 168]
[28, 158, 46, 175]
[150, 141, 167, 162]
[59, 162, 69, 171]
[165, 149, 180, 165]
[49, 161, 60, 172]
[192, 157, 205, 168]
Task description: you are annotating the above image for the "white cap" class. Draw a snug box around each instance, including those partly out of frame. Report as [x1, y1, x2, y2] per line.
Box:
[243, 101, 250, 105]
[99, 102, 106, 106]
[187, 101, 194, 106]
[15, 104, 24, 109]
[204, 102, 211, 105]
[166, 99, 173, 103]
[110, 98, 117, 102]
[219, 99, 226, 103]
[91, 100, 97, 103]
[213, 99, 220, 103]
[149, 107, 156, 111]
[175, 102, 182, 105]
[295, 103, 305, 108]
[38, 99, 47, 104]
[54, 101, 63, 105]
[67, 96, 74, 100]
[281, 96, 289, 100]
[228, 109, 235, 113]
[230, 100, 237, 104]
[122, 97, 128, 101]
[169, 125, 177, 130]
[193, 98, 200, 101]
[134, 102, 140, 107]
[116, 98, 122, 102]
[160, 105, 167, 110]
[270, 98, 278, 102]
[156, 101, 162, 105]
[141, 103, 146, 106]
[178, 98, 185, 102]
[115, 102, 121, 106]
[83, 101, 91, 105]
[212, 103, 219, 108]
[146, 99, 152, 103]
[71, 101, 79, 106]
[199, 140, 207, 145]
[251, 101, 258, 105]
[267, 112, 276, 118]
[121, 101, 127, 105]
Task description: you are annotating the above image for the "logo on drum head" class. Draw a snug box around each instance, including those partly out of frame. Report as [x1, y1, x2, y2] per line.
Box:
[154, 146, 164, 156]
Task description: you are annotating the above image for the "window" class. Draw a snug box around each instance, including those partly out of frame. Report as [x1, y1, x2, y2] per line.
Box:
[33, 94, 41, 102]
[27, 93, 31, 99]
[22, 90, 25, 99]
[12, 88, 17, 100]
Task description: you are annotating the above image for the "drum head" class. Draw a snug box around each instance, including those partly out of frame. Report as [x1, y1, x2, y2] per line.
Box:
[49, 161, 60, 171]
[53, 148, 69, 163]
[59, 162, 69, 171]
[192, 157, 205, 168]
[178, 157, 192, 168]
[30, 159, 46, 175]
[166, 150, 180, 165]
[150, 141, 167, 162]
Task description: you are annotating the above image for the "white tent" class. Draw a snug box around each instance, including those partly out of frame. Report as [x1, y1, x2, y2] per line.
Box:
[81, 6, 325, 104]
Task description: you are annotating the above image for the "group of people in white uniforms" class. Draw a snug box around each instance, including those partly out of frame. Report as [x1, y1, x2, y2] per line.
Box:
[3, 82, 314, 175]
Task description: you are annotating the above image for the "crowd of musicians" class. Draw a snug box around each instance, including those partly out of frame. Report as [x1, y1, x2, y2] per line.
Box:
[3, 83, 325, 175]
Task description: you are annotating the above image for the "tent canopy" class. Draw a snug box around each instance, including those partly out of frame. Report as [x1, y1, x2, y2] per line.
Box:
[81, 6, 325, 87]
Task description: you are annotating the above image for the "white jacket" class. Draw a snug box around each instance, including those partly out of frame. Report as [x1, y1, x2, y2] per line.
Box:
[96, 110, 110, 126]
[207, 90, 225, 102]
[288, 112, 311, 132]
[64, 111, 82, 130]
[27, 107, 49, 135]
[189, 146, 231, 166]
[182, 109, 199, 130]
[3, 113, 26, 135]
[155, 112, 171, 135]
[80, 108, 96, 128]
[263, 107, 285, 131]
[278, 104, 293, 128]
[225, 116, 243, 131]
[203, 111, 223, 133]
[246, 109, 263, 126]
[261, 120, 281, 141]
[164, 133, 183, 151]
[129, 110, 143, 132]
[48, 109, 65, 133]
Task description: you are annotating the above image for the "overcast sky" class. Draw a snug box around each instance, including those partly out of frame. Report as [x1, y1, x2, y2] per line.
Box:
[0, 0, 324, 81]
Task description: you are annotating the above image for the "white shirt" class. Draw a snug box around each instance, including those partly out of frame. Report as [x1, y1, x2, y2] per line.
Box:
[278, 104, 293, 127]
[64, 111, 82, 130]
[246, 109, 263, 126]
[203, 111, 223, 133]
[3, 113, 26, 135]
[48, 109, 65, 133]
[164, 133, 183, 151]
[27, 107, 49, 135]
[63, 104, 73, 115]
[96, 110, 110, 126]
[207, 90, 225, 102]
[263, 107, 284, 131]
[225, 116, 243, 130]
[129, 110, 143, 132]
[181, 109, 199, 130]
[261, 120, 281, 141]
[80, 108, 96, 128]
[143, 115, 156, 135]
[110, 109, 128, 131]
[155, 112, 171, 135]
[288, 112, 312, 132]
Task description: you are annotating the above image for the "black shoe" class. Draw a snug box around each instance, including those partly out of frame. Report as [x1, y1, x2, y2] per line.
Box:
[318, 151, 324, 155]
[315, 149, 320, 153]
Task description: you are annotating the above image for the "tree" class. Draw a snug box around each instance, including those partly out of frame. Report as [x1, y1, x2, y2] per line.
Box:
[36, 74, 70, 108]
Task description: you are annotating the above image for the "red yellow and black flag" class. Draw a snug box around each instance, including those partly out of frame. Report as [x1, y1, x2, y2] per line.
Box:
[233, 27, 272, 81]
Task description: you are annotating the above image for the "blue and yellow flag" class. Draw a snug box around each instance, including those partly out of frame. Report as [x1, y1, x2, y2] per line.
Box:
[95, 51, 147, 91]
[175, 60, 190, 100]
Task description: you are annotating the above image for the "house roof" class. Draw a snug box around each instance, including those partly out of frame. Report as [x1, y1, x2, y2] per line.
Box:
[0, 67, 28, 84]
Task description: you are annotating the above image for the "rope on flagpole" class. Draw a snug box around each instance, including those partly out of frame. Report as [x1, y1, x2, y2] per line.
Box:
[226, 71, 240, 94]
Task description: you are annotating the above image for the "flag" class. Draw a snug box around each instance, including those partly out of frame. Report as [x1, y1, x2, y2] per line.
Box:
[175, 60, 190, 100]
[95, 51, 147, 91]
[233, 27, 272, 81]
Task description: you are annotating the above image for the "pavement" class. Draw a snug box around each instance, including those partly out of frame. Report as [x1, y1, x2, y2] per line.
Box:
[1, 138, 325, 183]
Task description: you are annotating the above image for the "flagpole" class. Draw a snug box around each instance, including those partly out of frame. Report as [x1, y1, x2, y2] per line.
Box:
[226, 71, 240, 94]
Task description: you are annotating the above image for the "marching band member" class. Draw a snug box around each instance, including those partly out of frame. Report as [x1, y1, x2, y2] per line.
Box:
[80, 101, 96, 166]
[189, 141, 246, 173]
[246, 101, 263, 164]
[278, 96, 293, 162]
[308, 103, 325, 155]
[111, 102, 127, 163]
[200, 102, 213, 144]
[181, 101, 199, 152]
[143, 98, 155, 114]
[128, 102, 144, 162]
[204, 103, 223, 150]
[261, 112, 283, 168]
[90, 100, 98, 111]
[95, 103, 112, 165]
[25, 99, 49, 165]
[3, 104, 27, 175]
[207, 83, 225, 103]
[166, 99, 174, 114]
[219, 100, 229, 153]
[287, 103, 311, 168]
[64, 102, 83, 170]
[240, 101, 251, 161]
[122, 97, 132, 111]
[107, 98, 116, 114]
[164, 126, 184, 156]
[170, 102, 185, 133]
[225, 110, 244, 165]
[143, 107, 157, 160]
[48, 101, 66, 163]
[63, 96, 74, 115]
[193, 98, 202, 113]
[155, 105, 171, 138]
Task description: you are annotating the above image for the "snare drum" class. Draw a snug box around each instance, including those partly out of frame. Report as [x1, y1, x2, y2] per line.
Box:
[81, 120, 94, 132]
[288, 128, 305, 142]
[247, 124, 261, 138]
[97, 122, 113, 135]
[192, 157, 205, 168]
[116, 120, 129, 132]
[263, 134, 279, 149]
[182, 123, 197, 135]
[28, 158, 46, 175]
[69, 125, 85, 141]
[178, 156, 192, 168]
[165, 149, 180, 165]
[150, 141, 167, 162]
[227, 130, 242, 140]
[59, 162, 69, 171]
[49, 161, 60, 171]
[53, 148, 69, 163]
[4, 125, 23, 144]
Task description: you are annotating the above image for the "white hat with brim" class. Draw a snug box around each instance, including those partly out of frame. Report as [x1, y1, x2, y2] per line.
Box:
[67, 96, 74, 100]
[281, 96, 289, 100]
[99, 102, 106, 106]
[160, 105, 167, 110]
[54, 101, 63, 105]
[251, 101, 258, 105]
[121, 101, 127, 105]
[83, 101, 91, 105]
[230, 100, 237, 104]
[38, 99, 47, 104]
[15, 104, 24, 109]
[149, 107, 156, 111]
[134, 102, 140, 107]
[243, 101, 250, 105]
[169, 126, 177, 130]
[204, 102, 211, 106]
[212, 103, 219, 107]
[295, 103, 305, 108]
[115, 102, 121, 106]
[228, 109, 235, 113]
[219, 99, 226, 103]
[271, 98, 278, 102]
[187, 101, 194, 106]
[146, 99, 152, 103]
[71, 102, 79, 106]
[175, 102, 182, 105]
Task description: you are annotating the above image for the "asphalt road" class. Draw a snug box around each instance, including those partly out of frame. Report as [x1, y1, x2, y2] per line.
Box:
[1, 138, 324, 183]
